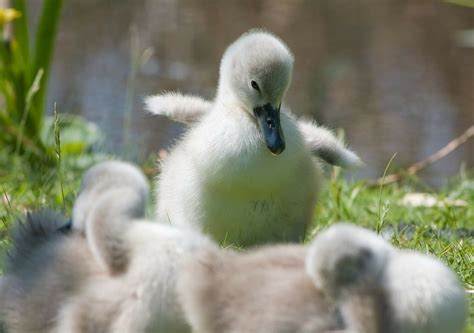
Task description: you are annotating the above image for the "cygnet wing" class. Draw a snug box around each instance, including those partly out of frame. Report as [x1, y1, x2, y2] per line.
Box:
[145, 92, 212, 124]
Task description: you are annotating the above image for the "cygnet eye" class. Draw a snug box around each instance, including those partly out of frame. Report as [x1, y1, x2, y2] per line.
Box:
[250, 80, 260, 92]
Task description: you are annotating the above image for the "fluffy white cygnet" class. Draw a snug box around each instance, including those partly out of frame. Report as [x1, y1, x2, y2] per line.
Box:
[306, 223, 468, 333]
[71, 160, 150, 274]
[147, 30, 361, 246]
[0, 161, 210, 333]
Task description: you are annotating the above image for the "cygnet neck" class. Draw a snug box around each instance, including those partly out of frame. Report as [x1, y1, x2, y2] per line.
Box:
[216, 85, 249, 113]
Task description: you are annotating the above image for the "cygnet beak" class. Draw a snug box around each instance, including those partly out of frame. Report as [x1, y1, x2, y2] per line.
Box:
[253, 103, 286, 155]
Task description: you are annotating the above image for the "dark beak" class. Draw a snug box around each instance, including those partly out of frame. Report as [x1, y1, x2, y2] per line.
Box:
[253, 103, 285, 155]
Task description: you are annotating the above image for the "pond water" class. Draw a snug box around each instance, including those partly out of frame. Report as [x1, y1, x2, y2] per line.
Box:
[37, 0, 474, 185]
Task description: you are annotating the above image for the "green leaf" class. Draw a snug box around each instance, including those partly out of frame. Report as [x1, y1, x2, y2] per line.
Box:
[11, 0, 30, 74]
[30, 0, 64, 137]
[14, 69, 43, 154]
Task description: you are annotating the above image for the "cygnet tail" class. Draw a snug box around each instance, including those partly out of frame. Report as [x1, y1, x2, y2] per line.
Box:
[5, 210, 69, 273]
[0, 211, 70, 323]
[145, 92, 212, 124]
[297, 120, 362, 168]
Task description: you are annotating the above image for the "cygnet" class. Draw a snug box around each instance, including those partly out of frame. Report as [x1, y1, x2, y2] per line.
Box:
[147, 30, 361, 246]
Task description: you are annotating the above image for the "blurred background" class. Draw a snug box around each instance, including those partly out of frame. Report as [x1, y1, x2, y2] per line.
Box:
[23, 0, 474, 184]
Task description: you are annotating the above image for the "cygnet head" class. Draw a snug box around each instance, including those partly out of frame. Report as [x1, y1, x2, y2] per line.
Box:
[306, 223, 394, 300]
[218, 30, 294, 155]
[72, 161, 149, 231]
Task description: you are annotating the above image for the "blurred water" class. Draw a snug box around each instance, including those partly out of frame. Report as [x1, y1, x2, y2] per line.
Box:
[38, 0, 473, 185]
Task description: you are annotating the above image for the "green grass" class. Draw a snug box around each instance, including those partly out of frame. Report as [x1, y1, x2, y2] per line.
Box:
[0, 152, 102, 242]
[0, 151, 472, 331]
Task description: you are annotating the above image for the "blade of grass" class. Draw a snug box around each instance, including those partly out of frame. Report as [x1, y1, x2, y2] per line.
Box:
[1, 185, 13, 217]
[53, 103, 65, 209]
[377, 153, 397, 233]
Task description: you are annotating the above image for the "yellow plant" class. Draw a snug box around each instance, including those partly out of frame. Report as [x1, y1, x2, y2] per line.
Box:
[0, 7, 21, 30]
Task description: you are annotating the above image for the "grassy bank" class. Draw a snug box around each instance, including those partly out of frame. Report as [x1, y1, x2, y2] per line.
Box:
[0, 152, 472, 331]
